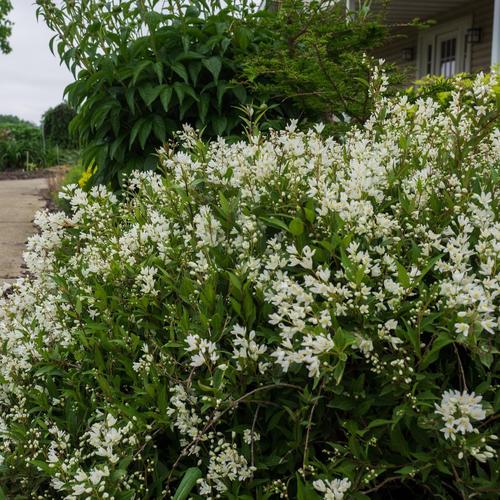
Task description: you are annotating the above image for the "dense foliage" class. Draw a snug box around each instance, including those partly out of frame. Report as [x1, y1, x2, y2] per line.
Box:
[0, 114, 32, 126]
[36, 0, 392, 187]
[0, 0, 12, 54]
[0, 122, 46, 170]
[36, 0, 277, 187]
[241, 0, 393, 133]
[0, 71, 498, 499]
[42, 102, 78, 149]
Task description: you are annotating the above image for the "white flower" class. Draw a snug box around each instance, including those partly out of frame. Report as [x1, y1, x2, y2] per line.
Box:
[454, 322, 470, 336]
[313, 477, 351, 499]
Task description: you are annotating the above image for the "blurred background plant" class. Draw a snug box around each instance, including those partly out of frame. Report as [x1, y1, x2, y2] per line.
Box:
[0, 0, 12, 54]
[42, 102, 78, 150]
[0, 120, 46, 170]
[0, 107, 80, 172]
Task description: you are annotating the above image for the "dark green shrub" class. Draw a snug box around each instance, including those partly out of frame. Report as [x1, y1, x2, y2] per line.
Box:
[0, 122, 45, 170]
[42, 102, 78, 149]
[241, 0, 397, 134]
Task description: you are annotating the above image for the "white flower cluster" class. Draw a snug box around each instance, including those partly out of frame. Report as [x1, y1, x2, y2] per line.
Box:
[198, 438, 256, 498]
[231, 324, 268, 372]
[435, 389, 497, 463]
[46, 413, 144, 497]
[435, 389, 486, 440]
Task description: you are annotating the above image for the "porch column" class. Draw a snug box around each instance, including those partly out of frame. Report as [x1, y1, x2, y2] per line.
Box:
[492, 0, 500, 66]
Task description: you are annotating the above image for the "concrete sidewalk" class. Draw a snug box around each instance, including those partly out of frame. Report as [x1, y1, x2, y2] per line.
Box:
[0, 177, 48, 287]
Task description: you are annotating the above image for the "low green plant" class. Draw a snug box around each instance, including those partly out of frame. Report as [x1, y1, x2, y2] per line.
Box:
[0, 122, 46, 170]
[0, 71, 498, 498]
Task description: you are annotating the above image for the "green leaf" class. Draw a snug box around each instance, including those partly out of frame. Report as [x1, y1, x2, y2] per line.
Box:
[217, 81, 227, 108]
[289, 218, 304, 236]
[172, 83, 198, 109]
[160, 86, 173, 112]
[139, 119, 153, 149]
[174, 82, 185, 107]
[367, 418, 394, 430]
[232, 85, 247, 103]
[110, 134, 126, 160]
[188, 61, 202, 86]
[202, 56, 222, 83]
[152, 115, 167, 143]
[296, 474, 321, 500]
[125, 87, 135, 113]
[260, 216, 289, 232]
[198, 94, 210, 123]
[421, 334, 454, 368]
[171, 62, 189, 83]
[213, 115, 227, 135]
[304, 207, 315, 223]
[154, 61, 163, 83]
[132, 61, 152, 84]
[138, 84, 162, 107]
[234, 27, 250, 50]
[227, 271, 242, 293]
[396, 261, 410, 288]
[129, 118, 146, 148]
[395, 466, 417, 476]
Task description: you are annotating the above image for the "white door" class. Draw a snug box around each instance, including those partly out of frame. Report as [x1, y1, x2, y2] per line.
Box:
[417, 18, 471, 78]
[436, 31, 459, 77]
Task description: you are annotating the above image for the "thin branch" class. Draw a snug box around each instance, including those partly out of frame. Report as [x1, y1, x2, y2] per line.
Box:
[165, 383, 302, 489]
[453, 344, 468, 392]
[361, 476, 403, 495]
[303, 382, 323, 471]
[250, 405, 260, 467]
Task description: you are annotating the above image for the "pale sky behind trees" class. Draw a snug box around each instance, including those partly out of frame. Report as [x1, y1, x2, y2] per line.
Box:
[0, 1, 72, 124]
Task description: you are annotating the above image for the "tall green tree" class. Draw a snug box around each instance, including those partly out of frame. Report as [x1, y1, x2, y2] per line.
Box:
[0, 0, 13, 54]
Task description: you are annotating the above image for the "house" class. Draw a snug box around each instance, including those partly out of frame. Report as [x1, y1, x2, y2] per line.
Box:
[364, 0, 500, 79]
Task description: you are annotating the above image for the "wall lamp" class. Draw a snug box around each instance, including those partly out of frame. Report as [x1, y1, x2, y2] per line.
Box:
[466, 27, 482, 44]
[402, 47, 415, 62]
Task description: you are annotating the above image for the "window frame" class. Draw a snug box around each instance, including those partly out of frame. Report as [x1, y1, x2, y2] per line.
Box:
[416, 16, 472, 79]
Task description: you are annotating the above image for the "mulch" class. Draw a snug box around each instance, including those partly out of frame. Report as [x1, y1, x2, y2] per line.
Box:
[0, 168, 57, 181]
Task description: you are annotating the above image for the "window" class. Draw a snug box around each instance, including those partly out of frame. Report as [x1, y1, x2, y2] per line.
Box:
[417, 17, 472, 78]
[438, 37, 457, 77]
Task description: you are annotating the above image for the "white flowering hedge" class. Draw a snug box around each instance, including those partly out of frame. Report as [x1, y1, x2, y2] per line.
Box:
[0, 73, 499, 499]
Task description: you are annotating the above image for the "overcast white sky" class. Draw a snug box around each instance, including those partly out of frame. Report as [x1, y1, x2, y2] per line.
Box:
[0, 1, 73, 124]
